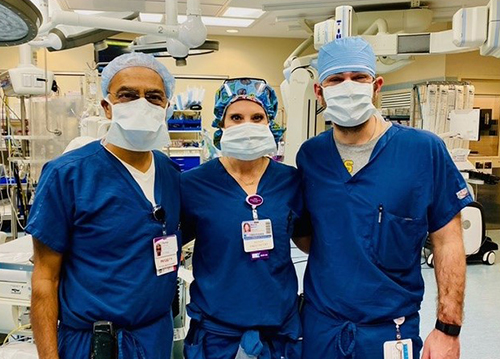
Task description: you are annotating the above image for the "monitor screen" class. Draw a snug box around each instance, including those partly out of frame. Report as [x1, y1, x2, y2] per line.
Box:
[95, 39, 131, 73]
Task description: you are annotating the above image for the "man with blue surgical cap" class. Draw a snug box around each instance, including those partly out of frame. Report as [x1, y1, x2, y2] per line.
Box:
[296, 37, 471, 359]
[27, 52, 181, 359]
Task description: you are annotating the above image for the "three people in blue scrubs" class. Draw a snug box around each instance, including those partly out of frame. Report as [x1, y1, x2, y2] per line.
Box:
[27, 53, 181, 359]
[181, 78, 310, 359]
[297, 37, 471, 359]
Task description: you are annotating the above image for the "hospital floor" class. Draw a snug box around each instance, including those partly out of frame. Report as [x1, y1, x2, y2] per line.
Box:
[419, 229, 500, 359]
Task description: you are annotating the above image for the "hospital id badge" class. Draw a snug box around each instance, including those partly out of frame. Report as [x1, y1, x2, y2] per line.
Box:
[241, 219, 274, 253]
[383, 339, 412, 359]
[153, 235, 178, 276]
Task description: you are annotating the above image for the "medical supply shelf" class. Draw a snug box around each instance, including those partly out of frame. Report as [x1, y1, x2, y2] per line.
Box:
[169, 130, 202, 133]
[168, 147, 203, 156]
[167, 110, 204, 172]
[168, 110, 202, 132]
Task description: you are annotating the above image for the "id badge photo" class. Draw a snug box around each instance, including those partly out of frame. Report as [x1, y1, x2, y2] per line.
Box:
[153, 234, 178, 276]
[241, 219, 274, 253]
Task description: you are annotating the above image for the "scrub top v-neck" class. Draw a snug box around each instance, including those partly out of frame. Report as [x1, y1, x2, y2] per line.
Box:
[181, 157, 308, 328]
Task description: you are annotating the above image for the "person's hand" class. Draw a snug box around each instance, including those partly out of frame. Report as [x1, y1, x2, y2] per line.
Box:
[422, 329, 460, 359]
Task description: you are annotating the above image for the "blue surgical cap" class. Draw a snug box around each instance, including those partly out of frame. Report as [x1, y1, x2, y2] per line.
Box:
[211, 78, 285, 149]
[101, 52, 175, 99]
[318, 37, 376, 83]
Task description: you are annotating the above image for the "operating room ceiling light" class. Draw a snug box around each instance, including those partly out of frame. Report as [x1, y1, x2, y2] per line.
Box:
[137, 13, 254, 27]
[0, 0, 42, 46]
[222, 7, 265, 19]
[177, 15, 254, 27]
[138, 13, 256, 27]
[139, 13, 164, 23]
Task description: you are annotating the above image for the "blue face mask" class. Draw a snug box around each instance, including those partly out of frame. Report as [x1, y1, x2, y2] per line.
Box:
[105, 98, 171, 151]
[220, 123, 277, 161]
[322, 81, 377, 127]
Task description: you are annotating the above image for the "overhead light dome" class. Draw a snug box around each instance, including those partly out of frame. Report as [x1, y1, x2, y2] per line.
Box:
[0, 0, 42, 46]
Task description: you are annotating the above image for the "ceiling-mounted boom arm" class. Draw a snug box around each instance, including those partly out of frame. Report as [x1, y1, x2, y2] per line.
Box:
[34, 0, 207, 59]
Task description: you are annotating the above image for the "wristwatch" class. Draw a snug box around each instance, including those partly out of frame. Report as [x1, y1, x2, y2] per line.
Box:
[435, 319, 461, 336]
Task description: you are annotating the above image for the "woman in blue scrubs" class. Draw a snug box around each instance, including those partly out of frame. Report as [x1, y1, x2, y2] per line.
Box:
[181, 78, 309, 359]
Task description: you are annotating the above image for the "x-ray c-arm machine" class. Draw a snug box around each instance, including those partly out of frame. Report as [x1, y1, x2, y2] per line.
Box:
[281, 0, 500, 166]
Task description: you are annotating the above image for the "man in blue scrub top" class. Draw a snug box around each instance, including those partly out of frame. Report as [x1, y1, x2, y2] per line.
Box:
[27, 53, 181, 359]
[297, 37, 472, 359]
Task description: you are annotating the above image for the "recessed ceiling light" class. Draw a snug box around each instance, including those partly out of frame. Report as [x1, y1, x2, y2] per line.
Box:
[74, 10, 104, 16]
[226, 29, 239, 33]
[139, 13, 163, 23]
[178, 15, 254, 27]
[222, 7, 265, 19]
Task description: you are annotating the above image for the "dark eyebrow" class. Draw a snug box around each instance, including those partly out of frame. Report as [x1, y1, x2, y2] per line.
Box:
[146, 89, 166, 96]
[114, 86, 165, 96]
[115, 86, 137, 93]
[327, 75, 344, 79]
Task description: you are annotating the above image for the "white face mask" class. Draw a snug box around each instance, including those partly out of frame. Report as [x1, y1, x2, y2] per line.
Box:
[322, 81, 377, 128]
[220, 122, 277, 161]
[105, 98, 171, 151]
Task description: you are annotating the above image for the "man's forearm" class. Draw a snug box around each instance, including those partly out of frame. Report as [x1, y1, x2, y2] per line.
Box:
[31, 277, 60, 359]
[432, 216, 466, 325]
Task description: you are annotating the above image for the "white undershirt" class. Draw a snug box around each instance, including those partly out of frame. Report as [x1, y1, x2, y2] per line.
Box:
[103, 144, 156, 206]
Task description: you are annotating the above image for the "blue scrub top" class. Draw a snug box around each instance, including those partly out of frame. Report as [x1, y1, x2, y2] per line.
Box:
[181, 158, 307, 329]
[26, 141, 181, 331]
[296, 124, 472, 324]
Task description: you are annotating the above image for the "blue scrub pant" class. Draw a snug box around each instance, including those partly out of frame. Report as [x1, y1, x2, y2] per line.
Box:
[301, 303, 422, 359]
[184, 320, 302, 359]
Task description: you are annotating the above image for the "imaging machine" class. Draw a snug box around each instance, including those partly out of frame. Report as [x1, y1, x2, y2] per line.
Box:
[0, 235, 33, 335]
[281, 0, 500, 166]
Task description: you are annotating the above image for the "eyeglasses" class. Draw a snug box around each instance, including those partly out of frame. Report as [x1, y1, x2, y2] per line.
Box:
[152, 205, 166, 222]
[111, 90, 167, 106]
[222, 78, 268, 97]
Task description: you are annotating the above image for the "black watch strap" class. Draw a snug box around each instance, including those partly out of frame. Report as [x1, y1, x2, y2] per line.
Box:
[435, 319, 461, 337]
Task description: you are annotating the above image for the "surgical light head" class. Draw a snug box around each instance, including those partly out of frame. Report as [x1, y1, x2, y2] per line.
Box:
[211, 78, 284, 149]
[318, 37, 376, 84]
[0, 0, 42, 46]
[101, 52, 175, 99]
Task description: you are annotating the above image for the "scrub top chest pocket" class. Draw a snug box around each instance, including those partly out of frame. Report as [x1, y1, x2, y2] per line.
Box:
[373, 205, 427, 271]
